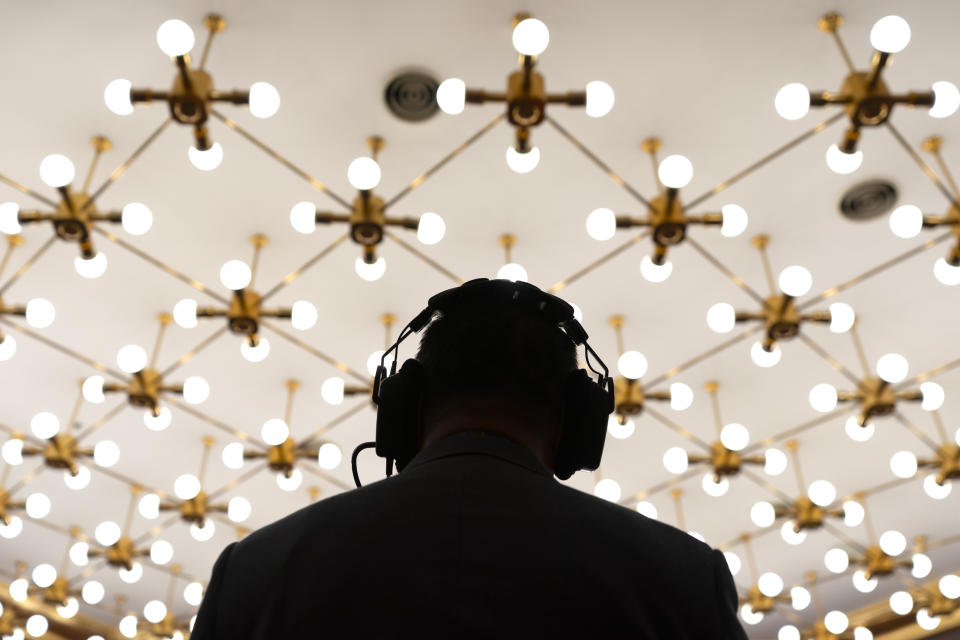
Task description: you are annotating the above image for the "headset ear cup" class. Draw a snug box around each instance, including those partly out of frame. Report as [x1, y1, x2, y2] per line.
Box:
[375, 359, 425, 471]
[554, 369, 610, 481]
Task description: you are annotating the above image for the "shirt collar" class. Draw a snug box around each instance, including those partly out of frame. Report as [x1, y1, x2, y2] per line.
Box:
[403, 431, 554, 478]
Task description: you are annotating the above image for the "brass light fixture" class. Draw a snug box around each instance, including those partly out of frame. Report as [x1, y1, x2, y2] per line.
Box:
[320, 313, 395, 406]
[821, 497, 932, 595]
[807, 323, 943, 437]
[774, 13, 960, 174]
[81, 313, 211, 430]
[606, 314, 692, 437]
[886, 136, 960, 285]
[896, 576, 960, 631]
[585, 138, 749, 280]
[749, 441, 863, 545]
[137, 437, 251, 542]
[776, 572, 873, 639]
[104, 14, 280, 170]
[736, 534, 813, 626]
[124, 566, 195, 640]
[220, 380, 344, 491]
[172, 234, 318, 362]
[0, 137, 155, 277]
[888, 409, 959, 500]
[0, 576, 52, 639]
[0, 235, 57, 362]
[662, 382, 785, 497]
[706, 235, 856, 367]
[289, 137, 446, 281]
[435, 13, 614, 173]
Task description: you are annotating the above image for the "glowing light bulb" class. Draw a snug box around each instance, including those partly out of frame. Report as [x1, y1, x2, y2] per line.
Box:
[706, 302, 736, 333]
[912, 552, 933, 578]
[607, 416, 635, 440]
[156, 18, 195, 56]
[222, 442, 245, 470]
[889, 204, 923, 239]
[720, 423, 749, 451]
[0, 334, 15, 361]
[138, 493, 160, 520]
[809, 383, 838, 412]
[917, 608, 941, 631]
[662, 447, 688, 474]
[720, 204, 748, 237]
[25, 298, 55, 329]
[933, 257, 960, 285]
[0, 201, 21, 234]
[750, 341, 781, 367]
[39, 154, 75, 187]
[808, 479, 836, 507]
[870, 15, 911, 53]
[758, 572, 784, 597]
[829, 302, 856, 333]
[0, 516, 23, 539]
[174, 473, 201, 500]
[276, 468, 303, 491]
[889, 590, 914, 615]
[144, 407, 172, 431]
[173, 298, 198, 328]
[669, 383, 693, 411]
[879, 529, 907, 556]
[750, 501, 776, 527]
[104, 78, 134, 115]
[94, 520, 121, 546]
[317, 442, 342, 470]
[924, 474, 952, 499]
[57, 596, 79, 619]
[920, 381, 945, 411]
[184, 582, 204, 606]
[32, 563, 57, 588]
[701, 473, 729, 497]
[843, 500, 865, 527]
[64, 465, 91, 490]
[593, 478, 621, 502]
[116, 344, 147, 373]
[2, 439, 23, 465]
[82, 376, 105, 404]
[657, 154, 693, 189]
[25, 615, 48, 638]
[617, 350, 648, 379]
[290, 300, 318, 331]
[93, 440, 120, 468]
[640, 256, 673, 282]
[790, 586, 811, 610]
[240, 337, 270, 362]
[497, 262, 528, 282]
[30, 412, 60, 439]
[417, 212, 446, 245]
[824, 547, 849, 573]
[355, 256, 387, 281]
[348, 157, 381, 191]
[890, 451, 918, 478]
[75, 252, 108, 279]
[853, 627, 874, 640]
[586, 207, 616, 241]
[931, 81, 960, 118]
[261, 418, 289, 446]
[845, 416, 875, 442]
[740, 604, 763, 625]
[81, 580, 104, 604]
[190, 519, 216, 542]
[505, 146, 540, 173]
[853, 569, 878, 593]
[188, 142, 224, 171]
[248, 82, 280, 118]
[876, 352, 908, 383]
[219, 260, 252, 290]
[824, 610, 849, 634]
[779, 625, 800, 640]
[119, 613, 139, 637]
[724, 551, 741, 576]
[10, 577, 29, 602]
[826, 144, 863, 174]
[585, 80, 615, 117]
[120, 202, 152, 235]
[367, 350, 385, 377]
[778, 265, 812, 297]
[940, 574, 960, 599]
[289, 201, 317, 234]
[144, 599, 167, 624]
[228, 496, 252, 522]
[321, 377, 345, 405]
[436, 78, 466, 115]
[181, 375, 210, 405]
[512, 18, 549, 56]
[764, 448, 788, 476]
[775, 83, 811, 120]
[149, 540, 174, 565]
[635, 501, 658, 519]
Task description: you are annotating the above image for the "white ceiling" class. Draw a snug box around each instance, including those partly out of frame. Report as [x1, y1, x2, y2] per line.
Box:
[2, 0, 960, 637]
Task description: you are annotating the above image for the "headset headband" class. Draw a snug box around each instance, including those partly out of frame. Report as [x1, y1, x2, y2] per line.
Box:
[372, 278, 611, 405]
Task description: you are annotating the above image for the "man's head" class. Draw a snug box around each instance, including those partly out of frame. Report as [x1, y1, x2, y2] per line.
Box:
[414, 294, 579, 465]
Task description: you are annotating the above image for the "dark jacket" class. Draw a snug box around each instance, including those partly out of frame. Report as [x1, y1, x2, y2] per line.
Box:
[191, 431, 746, 638]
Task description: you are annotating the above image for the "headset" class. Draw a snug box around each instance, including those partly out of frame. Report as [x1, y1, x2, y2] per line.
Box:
[351, 278, 615, 487]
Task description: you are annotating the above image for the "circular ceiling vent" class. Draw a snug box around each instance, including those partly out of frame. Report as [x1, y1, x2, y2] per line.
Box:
[384, 71, 439, 122]
[839, 179, 898, 221]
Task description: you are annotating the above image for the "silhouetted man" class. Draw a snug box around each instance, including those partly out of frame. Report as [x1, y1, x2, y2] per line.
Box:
[192, 279, 746, 638]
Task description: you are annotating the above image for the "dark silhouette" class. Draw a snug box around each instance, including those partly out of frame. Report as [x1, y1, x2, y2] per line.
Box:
[191, 279, 746, 638]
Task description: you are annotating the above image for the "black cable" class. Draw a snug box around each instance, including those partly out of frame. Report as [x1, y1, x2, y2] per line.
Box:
[351, 442, 378, 488]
